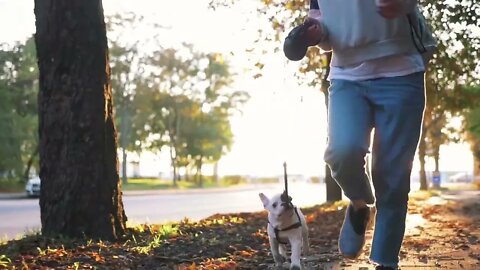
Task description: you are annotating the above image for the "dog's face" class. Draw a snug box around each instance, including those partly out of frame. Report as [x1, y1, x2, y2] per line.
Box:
[259, 192, 293, 219]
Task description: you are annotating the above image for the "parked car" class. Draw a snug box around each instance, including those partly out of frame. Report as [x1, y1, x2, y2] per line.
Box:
[25, 176, 41, 197]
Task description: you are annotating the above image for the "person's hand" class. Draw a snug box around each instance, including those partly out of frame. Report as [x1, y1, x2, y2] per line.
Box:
[303, 17, 324, 46]
[376, 0, 404, 19]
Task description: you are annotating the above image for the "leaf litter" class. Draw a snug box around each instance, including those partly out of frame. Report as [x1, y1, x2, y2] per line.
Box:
[0, 192, 479, 269]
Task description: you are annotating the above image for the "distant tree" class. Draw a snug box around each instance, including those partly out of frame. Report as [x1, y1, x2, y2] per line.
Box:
[417, 0, 480, 189]
[465, 112, 480, 177]
[143, 45, 248, 184]
[209, 0, 342, 200]
[181, 106, 234, 187]
[34, 0, 126, 239]
[463, 86, 480, 176]
[107, 13, 145, 184]
[211, 0, 480, 192]
[0, 37, 39, 182]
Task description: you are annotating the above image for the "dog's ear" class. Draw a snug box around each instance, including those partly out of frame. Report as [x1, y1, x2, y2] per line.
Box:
[259, 193, 269, 208]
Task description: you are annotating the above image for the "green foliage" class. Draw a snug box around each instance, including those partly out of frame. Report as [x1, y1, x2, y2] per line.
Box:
[107, 13, 146, 153]
[464, 86, 480, 138]
[0, 36, 39, 181]
[467, 108, 480, 137]
[462, 86, 480, 172]
[420, 0, 480, 160]
[123, 178, 198, 190]
[219, 175, 248, 186]
[212, 0, 480, 176]
[133, 44, 248, 180]
[254, 177, 278, 184]
[106, 13, 249, 181]
[122, 176, 247, 190]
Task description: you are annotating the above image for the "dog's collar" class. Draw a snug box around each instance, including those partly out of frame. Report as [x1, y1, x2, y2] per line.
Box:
[268, 207, 302, 245]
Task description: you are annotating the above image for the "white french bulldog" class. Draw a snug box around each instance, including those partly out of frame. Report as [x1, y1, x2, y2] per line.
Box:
[259, 192, 309, 270]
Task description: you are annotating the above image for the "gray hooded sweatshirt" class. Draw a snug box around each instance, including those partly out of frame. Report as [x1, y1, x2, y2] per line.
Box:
[311, 0, 437, 67]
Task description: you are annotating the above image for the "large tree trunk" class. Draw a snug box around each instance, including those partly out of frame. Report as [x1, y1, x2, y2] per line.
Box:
[325, 163, 342, 201]
[121, 147, 128, 184]
[418, 127, 428, 190]
[35, 0, 127, 240]
[169, 144, 178, 186]
[433, 147, 440, 172]
[321, 52, 342, 201]
[196, 157, 203, 188]
[471, 139, 480, 177]
[474, 155, 480, 177]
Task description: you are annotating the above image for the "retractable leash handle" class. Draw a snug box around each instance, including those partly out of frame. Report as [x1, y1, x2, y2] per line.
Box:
[283, 21, 313, 61]
[281, 162, 293, 208]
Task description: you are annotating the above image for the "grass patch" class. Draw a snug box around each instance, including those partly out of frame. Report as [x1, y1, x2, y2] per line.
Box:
[0, 179, 24, 193]
[123, 178, 178, 191]
[123, 176, 248, 191]
[123, 178, 212, 191]
[409, 189, 441, 201]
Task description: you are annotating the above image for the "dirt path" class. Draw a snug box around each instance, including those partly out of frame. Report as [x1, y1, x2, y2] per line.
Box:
[336, 190, 480, 270]
[158, 189, 480, 269]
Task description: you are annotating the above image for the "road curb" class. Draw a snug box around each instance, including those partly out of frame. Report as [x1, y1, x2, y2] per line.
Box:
[0, 193, 26, 200]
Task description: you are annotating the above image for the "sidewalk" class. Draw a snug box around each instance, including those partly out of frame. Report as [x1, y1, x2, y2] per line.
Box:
[0, 192, 25, 200]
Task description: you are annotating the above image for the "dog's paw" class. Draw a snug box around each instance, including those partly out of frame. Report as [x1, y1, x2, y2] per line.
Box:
[289, 264, 301, 270]
[279, 244, 288, 258]
[273, 254, 286, 266]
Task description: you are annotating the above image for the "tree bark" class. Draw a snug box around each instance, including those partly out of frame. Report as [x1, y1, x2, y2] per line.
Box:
[433, 146, 440, 173]
[169, 144, 177, 186]
[120, 106, 129, 184]
[474, 154, 480, 177]
[471, 139, 480, 177]
[121, 147, 128, 184]
[325, 163, 342, 201]
[23, 146, 39, 183]
[35, 0, 127, 239]
[418, 126, 429, 190]
[196, 157, 203, 188]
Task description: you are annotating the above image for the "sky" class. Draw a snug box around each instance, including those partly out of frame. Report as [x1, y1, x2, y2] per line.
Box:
[0, 0, 474, 178]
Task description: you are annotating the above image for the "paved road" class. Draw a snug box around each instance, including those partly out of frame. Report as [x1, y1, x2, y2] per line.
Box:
[0, 183, 328, 240]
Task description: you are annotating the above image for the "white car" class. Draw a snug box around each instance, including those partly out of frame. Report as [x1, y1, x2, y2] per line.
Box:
[25, 176, 41, 197]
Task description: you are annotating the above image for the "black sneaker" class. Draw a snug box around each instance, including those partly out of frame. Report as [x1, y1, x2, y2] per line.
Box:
[338, 204, 371, 258]
[375, 266, 397, 270]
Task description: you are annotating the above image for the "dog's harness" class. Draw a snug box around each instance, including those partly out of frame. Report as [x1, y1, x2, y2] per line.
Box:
[268, 207, 303, 245]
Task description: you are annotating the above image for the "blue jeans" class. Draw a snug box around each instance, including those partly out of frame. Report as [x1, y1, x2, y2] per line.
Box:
[324, 72, 425, 267]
